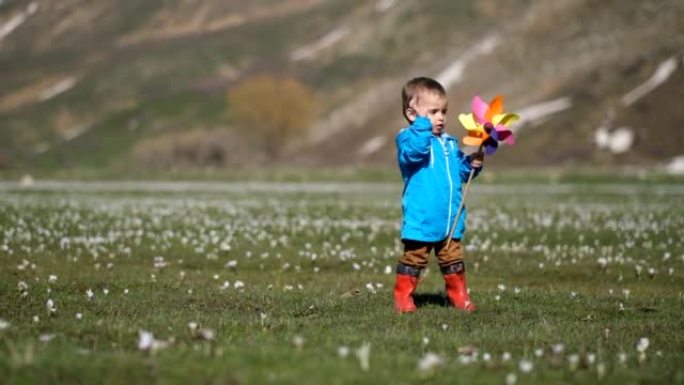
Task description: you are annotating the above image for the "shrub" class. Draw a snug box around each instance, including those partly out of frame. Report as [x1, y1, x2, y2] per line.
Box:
[227, 74, 316, 158]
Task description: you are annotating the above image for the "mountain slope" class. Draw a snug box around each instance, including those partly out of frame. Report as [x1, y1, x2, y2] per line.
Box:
[0, 0, 682, 173]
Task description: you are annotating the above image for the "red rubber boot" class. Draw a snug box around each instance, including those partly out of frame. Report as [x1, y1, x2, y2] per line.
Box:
[442, 261, 476, 312]
[394, 274, 418, 313]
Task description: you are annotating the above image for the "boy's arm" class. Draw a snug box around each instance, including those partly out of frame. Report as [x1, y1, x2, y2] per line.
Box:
[458, 151, 483, 182]
[396, 116, 433, 165]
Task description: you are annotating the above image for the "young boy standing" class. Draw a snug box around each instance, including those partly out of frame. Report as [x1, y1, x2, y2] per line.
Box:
[394, 77, 483, 313]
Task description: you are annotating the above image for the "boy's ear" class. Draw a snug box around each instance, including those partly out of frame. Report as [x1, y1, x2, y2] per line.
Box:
[405, 107, 417, 122]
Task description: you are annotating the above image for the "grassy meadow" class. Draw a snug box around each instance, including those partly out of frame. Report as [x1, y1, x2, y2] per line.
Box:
[0, 180, 683, 384]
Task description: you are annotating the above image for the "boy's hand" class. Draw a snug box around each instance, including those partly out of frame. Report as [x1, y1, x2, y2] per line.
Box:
[470, 151, 484, 168]
[406, 97, 427, 122]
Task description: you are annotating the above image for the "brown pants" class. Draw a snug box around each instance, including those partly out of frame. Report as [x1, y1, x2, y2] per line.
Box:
[399, 239, 464, 268]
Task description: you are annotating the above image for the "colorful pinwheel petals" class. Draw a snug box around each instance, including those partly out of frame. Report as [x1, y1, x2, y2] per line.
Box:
[458, 95, 518, 155]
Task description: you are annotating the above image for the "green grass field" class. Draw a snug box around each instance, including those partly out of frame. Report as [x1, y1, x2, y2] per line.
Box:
[1, 181, 683, 384]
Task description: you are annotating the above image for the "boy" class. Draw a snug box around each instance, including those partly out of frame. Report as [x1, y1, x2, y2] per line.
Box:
[394, 77, 483, 313]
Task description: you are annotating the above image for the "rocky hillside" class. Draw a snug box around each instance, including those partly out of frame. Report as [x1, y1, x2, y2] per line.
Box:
[1, 0, 683, 174]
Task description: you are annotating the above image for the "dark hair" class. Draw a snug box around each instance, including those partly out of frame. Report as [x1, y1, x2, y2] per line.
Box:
[401, 77, 446, 121]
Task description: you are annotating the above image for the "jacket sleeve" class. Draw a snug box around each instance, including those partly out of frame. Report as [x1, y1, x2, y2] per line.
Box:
[396, 116, 433, 166]
[458, 151, 483, 182]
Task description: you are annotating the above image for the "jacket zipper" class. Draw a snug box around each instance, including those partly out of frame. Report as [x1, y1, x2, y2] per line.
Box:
[438, 137, 453, 237]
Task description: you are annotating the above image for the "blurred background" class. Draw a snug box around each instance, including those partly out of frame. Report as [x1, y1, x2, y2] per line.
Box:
[1, 0, 683, 178]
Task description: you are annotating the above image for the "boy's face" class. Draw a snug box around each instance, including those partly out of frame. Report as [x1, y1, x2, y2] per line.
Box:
[406, 90, 448, 135]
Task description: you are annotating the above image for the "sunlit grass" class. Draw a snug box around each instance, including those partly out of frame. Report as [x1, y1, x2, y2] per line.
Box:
[1, 181, 682, 384]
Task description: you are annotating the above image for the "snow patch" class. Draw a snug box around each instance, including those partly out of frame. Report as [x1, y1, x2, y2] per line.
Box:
[621, 57, 678, 107]
[358, 135, 387, 156]
[665, 155, 684, 175]
[594, 126, 611, 148]
[291, 26, 350, 61]
[595, 125, 635, 154]
[436, 35, 500, 90]
[19, 174, 34, 188]
[375, 0, 397, 13]
[61, 125, 91, 142]
[32, 142, 50, 154]
[0, 2, 38, 41]
[39, 77, 78, 101]
[309, 81, 395, 144]
[510, 97, 573, 130]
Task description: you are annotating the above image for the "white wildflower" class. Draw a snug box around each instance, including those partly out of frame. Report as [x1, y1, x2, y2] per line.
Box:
[618, 352, 627, 364]
[153, 256, 168, 269]
[338, 345, 350, 358]
[46, 299, 56, 313]
[586, 352, 596, 365]
[552, 343, 565, 354]
[292, 335, 305, 349]
[518, 359, 533, 373]
[198, 328, 215, 341]
[355, 342, 371, 371]
[39, 333, 55, 343]
[597, 257, 608, 269]
[597, 362, 606, 379]
[505, 372, 517, 385]
[138, 330, 169, 352]
[418, 352, 444, 372]
[138, 330, 154, 350]
[458, 354, 475, 365]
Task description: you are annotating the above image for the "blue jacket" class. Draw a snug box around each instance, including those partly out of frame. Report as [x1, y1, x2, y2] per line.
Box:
[396, 116, 481, 242]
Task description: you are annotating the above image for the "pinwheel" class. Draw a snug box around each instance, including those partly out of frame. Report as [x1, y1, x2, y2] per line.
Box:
[458, 95, 518, 154]
[446, 95, 519, 246]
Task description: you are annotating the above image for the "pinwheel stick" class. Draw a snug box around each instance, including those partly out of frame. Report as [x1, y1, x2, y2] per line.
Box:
[445, 146, 482, 249]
